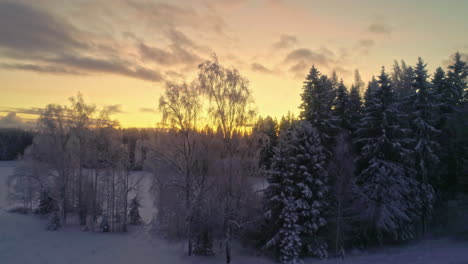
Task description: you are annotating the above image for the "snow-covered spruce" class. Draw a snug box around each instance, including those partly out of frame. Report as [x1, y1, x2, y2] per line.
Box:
[264, 121, 329, 263]
[354, 67, 426, 243]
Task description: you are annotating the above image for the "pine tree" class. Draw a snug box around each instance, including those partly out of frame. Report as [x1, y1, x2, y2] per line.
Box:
[410, 57, 438, 234]
[264, 121, 328, 262]
[129, 196, 143, 225]
[354, 67, 422, 243]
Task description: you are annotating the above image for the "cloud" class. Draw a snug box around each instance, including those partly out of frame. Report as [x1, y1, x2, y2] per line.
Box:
[139, 107, 157, 113]
[0, 107, 44, 116]
[104, 104, 124, 114]
[251, 63, 275, 74]
[0, 112, 36, 129]
[0, 63, 84, 75]
[125, 0, 227, 34]
[273, 34, 298, 49]
[331, 66, 351, 77]
[0, 1, 165, 82]
[284, 48, 331, 66]
[367, 22, 393, 35]
[282, 48, 335, 78]
[288, 60, 309, 79]
[0, 2, 84, 54]
[356, 38, 376, 55]
[52, 55, 164, 82]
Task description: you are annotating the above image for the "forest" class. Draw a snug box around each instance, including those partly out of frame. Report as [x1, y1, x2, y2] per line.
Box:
[3, 52, 468, 264]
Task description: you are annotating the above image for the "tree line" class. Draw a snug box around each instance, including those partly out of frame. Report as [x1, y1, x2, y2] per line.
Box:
[6, 53, 468, 264]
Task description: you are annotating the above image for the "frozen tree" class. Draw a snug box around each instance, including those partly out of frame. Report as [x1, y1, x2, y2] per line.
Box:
[332, 80, 351, 131]
[198, 54, 255, 263]
[363, 76, 379, 108]
[37, 104, 75, 225]
[327, 134, 357, 257]
[157, 81, 202, 255]
[349, 75, 363, 131]
[300, 66, 337, 150]
[447, 52, 467, 105]
[279, 111, 296, 133]
[68, 93, 96, 226]
[252, 116, 278, 170]
[410, 58, 439, 234]
[354, 67, 422, 243]
[391, 60, 415, 101]
[264, 121, 328, 262]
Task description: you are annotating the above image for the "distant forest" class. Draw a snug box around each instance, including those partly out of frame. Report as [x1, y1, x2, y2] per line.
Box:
[4, 53, 468, 264]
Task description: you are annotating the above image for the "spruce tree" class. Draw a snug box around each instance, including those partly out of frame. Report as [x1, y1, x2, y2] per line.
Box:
[264, 121, 329, 262]
[354, 67, 422, 243]
[349, 80, 363, 131]
[332, 80, 351, 131]
[447, 52, 467, 105]
[410, 58, 438, 234]
[300, 66, 337, 151]
[253, 116, 279, 170]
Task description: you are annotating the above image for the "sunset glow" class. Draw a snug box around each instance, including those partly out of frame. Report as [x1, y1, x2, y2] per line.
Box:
[0, 0, 467, 127]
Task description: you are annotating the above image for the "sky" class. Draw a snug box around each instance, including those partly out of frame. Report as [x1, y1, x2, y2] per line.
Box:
[0, 0, 467, 128]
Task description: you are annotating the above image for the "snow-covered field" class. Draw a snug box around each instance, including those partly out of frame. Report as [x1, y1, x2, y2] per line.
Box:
[1, 161, 468, 264]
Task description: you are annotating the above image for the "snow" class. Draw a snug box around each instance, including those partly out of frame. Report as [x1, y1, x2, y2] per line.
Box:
[1, 161, 468, 264]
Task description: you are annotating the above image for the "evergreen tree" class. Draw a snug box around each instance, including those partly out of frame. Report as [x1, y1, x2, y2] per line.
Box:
[354, 67, 422, 243]
[332, 80, 351, 131]
[253, 116, 279, 170]
[392, 60, 415, 101]
[129, 196, 143, 225]
[279, 111, 296, 133]
[432, 67, 451, 114]
[300, 66, 337, 150]
[364, 76, 379, 108]
[349, 71, 364, 130]
[410, 58, 439, 234]
[435, 53, 468, 195]
[447, 52, 467, 105]
[264, 121, 329, 262]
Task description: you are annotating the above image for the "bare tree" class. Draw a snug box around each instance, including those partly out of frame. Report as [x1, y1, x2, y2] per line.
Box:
[155, 81, 203, 255]
[198, 55, 255, 263]
[68, 93, 96, 226]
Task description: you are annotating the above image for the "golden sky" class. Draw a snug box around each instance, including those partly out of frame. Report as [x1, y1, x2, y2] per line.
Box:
[0, 0, 467, 128]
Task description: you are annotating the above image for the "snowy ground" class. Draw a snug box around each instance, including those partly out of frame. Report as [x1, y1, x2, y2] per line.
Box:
[1, 161, 468, 264]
